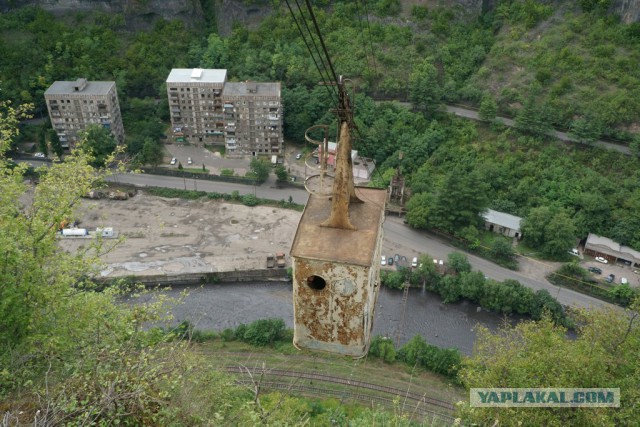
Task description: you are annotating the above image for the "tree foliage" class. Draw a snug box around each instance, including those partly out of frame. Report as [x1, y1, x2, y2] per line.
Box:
[249, 157, 271, 183]
[457, 304, 640, 425]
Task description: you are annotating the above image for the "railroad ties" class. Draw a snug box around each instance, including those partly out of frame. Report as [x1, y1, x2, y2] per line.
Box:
[225, 365, 456, 424]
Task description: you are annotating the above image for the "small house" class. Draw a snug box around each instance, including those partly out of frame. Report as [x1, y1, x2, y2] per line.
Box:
[483, 209, 522, 239]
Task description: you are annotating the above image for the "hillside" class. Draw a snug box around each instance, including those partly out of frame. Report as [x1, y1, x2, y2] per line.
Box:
[465, 2, 640, 140]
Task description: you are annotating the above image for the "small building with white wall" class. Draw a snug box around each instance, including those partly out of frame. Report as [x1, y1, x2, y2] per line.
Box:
[482, 209, 522, 239]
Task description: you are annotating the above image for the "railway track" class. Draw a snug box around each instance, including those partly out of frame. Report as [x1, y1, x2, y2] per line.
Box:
[233, 379, 456, 424]
[225, 365, 455, 412]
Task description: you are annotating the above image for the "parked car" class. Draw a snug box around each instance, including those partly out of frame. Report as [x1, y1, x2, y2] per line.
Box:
[605, 274, 615, 283]
[588, 267, 602, 274]
[621, 277, 628, 285]
[387, 256, 393, 266]
[295, 153, 302, 160]
[411, 257, 418, 268]
[34, 152, 45, 158]
[187, 157, 193, 165]
[381, 255, 386, 266]
[568, 248, 579, 256]
[394, 254, 400, 263]
[170, 157, 177, 165]
[595, 256, 608, 264]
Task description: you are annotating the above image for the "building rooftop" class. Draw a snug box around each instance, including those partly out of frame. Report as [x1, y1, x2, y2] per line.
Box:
[585, 233, 640, 263]
[290, 188, 386, 267]
[223, 81, 281, 97]
[482, 209, 522, 231]
[45, 80, 115, 96]
[166, 68, 227, 84]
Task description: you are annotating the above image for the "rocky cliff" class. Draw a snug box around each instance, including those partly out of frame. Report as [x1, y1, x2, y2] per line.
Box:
[611, 0, 640, 23]
[0, 0, 205, 29]
[1, 0, 638, 31]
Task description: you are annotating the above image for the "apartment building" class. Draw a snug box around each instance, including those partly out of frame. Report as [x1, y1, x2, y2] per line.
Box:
[166, 68, 283, 156]
[44, 78, 125, 148]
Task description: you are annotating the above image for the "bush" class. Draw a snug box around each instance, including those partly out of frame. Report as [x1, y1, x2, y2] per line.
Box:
[397, 336, 460, 378]
[447, 252, 471, 273]
[241, 193, 259, 206]
[240, 318, 286, 346]
[608, 284, 639, 306]
[380, 270, 406, 289]
[220, 328, 236, 342]
[368, 336, 396, 363]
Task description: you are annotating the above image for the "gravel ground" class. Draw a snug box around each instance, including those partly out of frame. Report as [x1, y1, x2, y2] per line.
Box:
[59, 192, 302, 277]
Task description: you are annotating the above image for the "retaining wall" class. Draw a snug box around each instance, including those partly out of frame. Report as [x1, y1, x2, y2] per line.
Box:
[97, 268, 289, 287]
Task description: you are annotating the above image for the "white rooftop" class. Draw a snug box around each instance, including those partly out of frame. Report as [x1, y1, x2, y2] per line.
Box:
[45, 80, 115, 96]
[482, 209, 522, 231]
[166, 68, 227, 84]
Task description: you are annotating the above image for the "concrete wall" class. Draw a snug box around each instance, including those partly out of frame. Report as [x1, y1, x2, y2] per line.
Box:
[97, 268, 288, 287]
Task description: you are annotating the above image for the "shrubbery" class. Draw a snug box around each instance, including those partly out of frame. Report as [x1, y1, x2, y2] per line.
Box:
[381, 252, 571, 326]
[171, 318, 290, 347]
[369, 335, 461, 379]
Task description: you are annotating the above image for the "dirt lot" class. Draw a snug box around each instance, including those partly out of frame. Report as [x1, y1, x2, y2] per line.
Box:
[59, 192, 302, 278]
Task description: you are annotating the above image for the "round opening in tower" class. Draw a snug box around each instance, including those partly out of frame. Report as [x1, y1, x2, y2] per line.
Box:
[306, 275, 326, 290]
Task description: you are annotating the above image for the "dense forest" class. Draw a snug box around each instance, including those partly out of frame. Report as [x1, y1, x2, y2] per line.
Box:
[2, 1, 640, 424]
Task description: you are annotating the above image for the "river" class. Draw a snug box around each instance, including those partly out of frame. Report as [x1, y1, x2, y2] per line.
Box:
[147, 282, 513, 355]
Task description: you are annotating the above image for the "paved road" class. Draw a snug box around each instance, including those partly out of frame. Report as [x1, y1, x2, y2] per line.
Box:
[382, 216, 615, 310]
[109, 172, 614, 310]
[108, 172, 311, 205]
[444, 105, 631, 155]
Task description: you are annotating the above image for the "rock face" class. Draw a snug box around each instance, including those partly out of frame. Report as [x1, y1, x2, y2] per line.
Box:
[1, 0, 638, 30]
[214, 0, 273, 36]
[0, 0, 205, 29]
[611, 0, 640, 23]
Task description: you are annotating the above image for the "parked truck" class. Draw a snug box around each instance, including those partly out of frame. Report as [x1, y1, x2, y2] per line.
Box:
[62, 228, 88, 237]
[275, 252, 286, 268]
[266, 253, 275, 268]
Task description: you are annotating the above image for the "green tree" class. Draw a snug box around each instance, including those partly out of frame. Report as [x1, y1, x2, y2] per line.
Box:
[478, 93, 498, 121]
[428, 168, 489, 233]
[48, 129, 64, 158]
[80, 124, 117, 167]
[37, 126, 48, 156]
[568, 116, 602, 145]
[447, 252, 472, 274]
[515, 97, 553, 136]
[457, 304, 640, 425]
[274, 164, 288, 182]
[408, 58, 441, 116]
[404, 192, 433, 229]
[249, 157, 270, 183]
[140, 137, 163, 167]
[490, 237, 516, 262]
[521, 206, 577, 259]
[630, 135, 640, 159]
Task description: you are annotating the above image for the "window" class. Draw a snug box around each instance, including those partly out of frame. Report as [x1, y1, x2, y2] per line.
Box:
[306, 275, 326, 290]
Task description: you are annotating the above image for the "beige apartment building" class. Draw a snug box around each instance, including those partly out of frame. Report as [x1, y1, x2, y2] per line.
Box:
[166, 68, 283, 156]
[44, 78, 125, 148]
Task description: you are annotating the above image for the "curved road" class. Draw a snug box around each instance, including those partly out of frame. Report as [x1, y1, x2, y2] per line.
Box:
[109, 172, 614, 310]
[444, 105, 630, 155]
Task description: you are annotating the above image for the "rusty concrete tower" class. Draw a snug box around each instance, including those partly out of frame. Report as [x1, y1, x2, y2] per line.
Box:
[290, 77, 386, 357]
